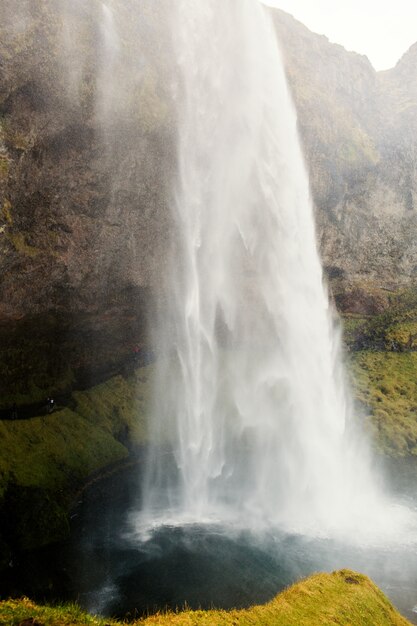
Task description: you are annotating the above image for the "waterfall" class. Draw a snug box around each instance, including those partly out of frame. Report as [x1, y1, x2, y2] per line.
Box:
[96, 2, 120, 126]
[141, 0, 397, 537]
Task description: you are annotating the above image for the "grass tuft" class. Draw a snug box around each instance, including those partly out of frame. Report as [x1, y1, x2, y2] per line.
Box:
[0, 570, 411, 625]
[350, 351, 417, 457]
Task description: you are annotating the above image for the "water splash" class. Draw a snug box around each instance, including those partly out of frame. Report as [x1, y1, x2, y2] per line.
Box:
[141, 0, 414, 541]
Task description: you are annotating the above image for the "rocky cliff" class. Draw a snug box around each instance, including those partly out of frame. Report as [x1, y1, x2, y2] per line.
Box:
[0, 0, 174, 404]
[0, 1, 416, 402]
[272, 9, 417, 312]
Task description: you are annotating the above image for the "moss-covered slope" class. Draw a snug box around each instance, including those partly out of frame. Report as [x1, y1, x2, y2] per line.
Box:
[0, 367, 151, 495]
[0, 366, 151, 558]
[0, 570, 411, 625]
[342, 288, 417, 458]
[351, 351, 417, 458]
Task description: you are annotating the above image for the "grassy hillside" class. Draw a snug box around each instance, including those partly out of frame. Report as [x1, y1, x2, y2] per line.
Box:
[0, 366, 151, 490]
[343, 289, 417, 458]
[0, 366, 151, 558]
[351, 351, 417, 457]
[0, 570, 411, 625]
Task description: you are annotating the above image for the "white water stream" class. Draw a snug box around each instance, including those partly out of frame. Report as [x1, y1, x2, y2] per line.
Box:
[140, 0, 415, 541]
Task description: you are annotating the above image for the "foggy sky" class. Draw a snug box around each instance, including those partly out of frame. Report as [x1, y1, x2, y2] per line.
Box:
[262, 0, 417, 71]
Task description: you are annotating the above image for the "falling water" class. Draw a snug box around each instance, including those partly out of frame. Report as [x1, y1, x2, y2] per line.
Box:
[96, 2, 120, 125]
[141, 0, 412, 539]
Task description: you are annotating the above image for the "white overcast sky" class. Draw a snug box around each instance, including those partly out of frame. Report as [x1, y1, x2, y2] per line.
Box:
[262, 0, 417, 71]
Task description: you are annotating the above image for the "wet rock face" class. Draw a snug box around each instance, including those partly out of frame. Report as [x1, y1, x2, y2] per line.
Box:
[0, 3, 416, 399]
[271, 9, 417, 293]
[0, 0, 174, 401]
[0, 0, 173, 316]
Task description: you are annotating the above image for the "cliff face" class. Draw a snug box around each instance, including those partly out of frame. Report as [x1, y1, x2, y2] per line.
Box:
[271, 9, 417, 310]
[0, 0, 176, 310]
[0, 2, 416, 401]
[0, 0, 174, 403]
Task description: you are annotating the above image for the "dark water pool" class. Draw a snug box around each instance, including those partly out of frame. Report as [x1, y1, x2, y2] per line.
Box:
[3, 459, 417, 623]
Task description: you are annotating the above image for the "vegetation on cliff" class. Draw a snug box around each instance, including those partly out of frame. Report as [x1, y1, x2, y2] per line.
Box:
[0, 366, 150, 559]
[344, 288, 417, 351]
[0, 570, 410, 625]
[351, 351, 417, 457]
[341, 288, 417, 457]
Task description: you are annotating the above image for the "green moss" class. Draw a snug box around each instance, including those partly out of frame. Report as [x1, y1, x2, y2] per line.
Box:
[0, 158, 9, 181]
[339, 132, 378, 165]
[2, 199, 12, 225]
[0, 406, 129, 550]
[2, 126, 32, 152]
[6, 231, 41, 257]
[342, 314, 368, 346]
[0, 366, 152, 554]
[72, 368, 151, 447]
[0, 597, 111, 625]
[0, 365, 153, 496]
[353, 287, 417, 350]
[350, 351, 417, 457]
[0, 570, 411, 625]
[142, 570, 409, 626]
[0, 409, 128, 495]
[386, 321, 417, 350]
